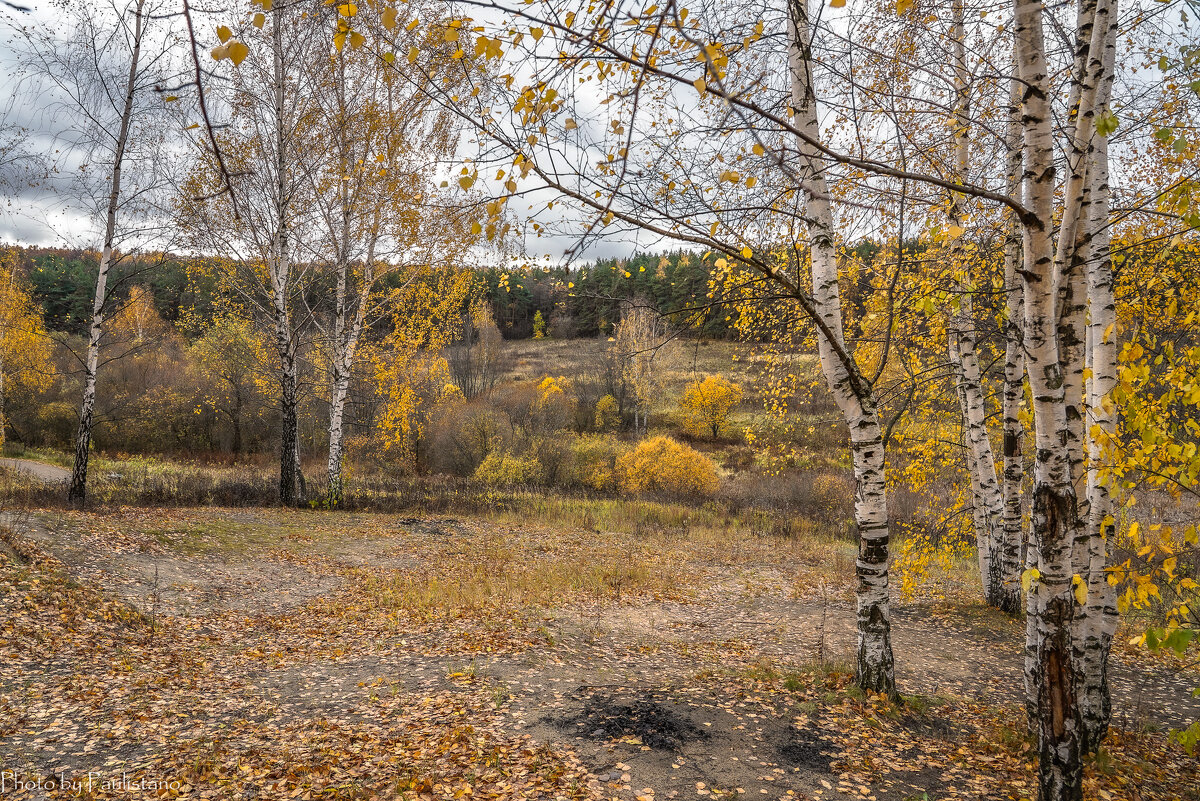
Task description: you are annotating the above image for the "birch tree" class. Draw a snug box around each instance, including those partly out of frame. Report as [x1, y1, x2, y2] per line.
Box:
[14, 0, 173, 503]
[179, 0, 325, 506]
[944, 0, 1006, 608]
[786, 0, 894, 694]
[305, 17, 476, 504]
[194, 0, 1189, 793]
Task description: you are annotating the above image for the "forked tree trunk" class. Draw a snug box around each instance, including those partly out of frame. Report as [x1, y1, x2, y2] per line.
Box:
[946, 0, 1005, 606]
[1079, 0, 1119, 754]
[1015, 0, 1108, 795]
[67, 0, 147, 505]
[788, 0, 895, 697]
[1000, 74, 1026, 616]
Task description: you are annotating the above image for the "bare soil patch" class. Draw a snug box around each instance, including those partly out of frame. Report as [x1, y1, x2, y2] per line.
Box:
[0, 507, 1196, 800]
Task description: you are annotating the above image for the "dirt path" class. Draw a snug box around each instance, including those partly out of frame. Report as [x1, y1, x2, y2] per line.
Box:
[0, 457, 70, 483]
[1, 509, 1196, 801]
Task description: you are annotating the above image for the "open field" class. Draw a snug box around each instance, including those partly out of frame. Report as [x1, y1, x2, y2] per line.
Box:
[1, 502, 1196, 801]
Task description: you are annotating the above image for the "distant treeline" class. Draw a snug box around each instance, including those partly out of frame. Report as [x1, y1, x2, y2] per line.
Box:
[12, 246, 747, 340]
[482, 250, 737, 339]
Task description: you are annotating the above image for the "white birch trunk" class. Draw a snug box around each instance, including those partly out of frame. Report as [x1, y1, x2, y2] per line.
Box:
[1079, 0, 1119, 753]
[1000, 74, 1027, 616]
[788, 0, 894, 697]
[270, 4, 303, 507]
[946, 0, 1006, 605]
[1015, 0, 1094, 795]
[67, 0, 147, 504]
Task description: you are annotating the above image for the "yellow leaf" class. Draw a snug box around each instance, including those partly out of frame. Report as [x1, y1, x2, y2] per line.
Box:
[445, 26, 459, 42]
[741, 246, 753, 259]
[350, 30, 365, 49]
[830, 0, 846, 6]
[752, 143, 765, 156]
[336, 2, 356, 16]
[252, 12, 265, 28]
[1021, 567, 1041, 594]
[458, 175, 476, 190]
[896, 0, 913, 12]
[333, 32, 346, 51]
[745, 176, 758, 188]
[382, 7, 397, 29]
[216, 25, 232, 43]
[564, 118, 577, 130]
[692, 77, 706, 94]
[210, 44, 228, 61]
[471, 221, 482, 235]
[946, 224, 965, 238]
[1072, 575, 1088, 605]
[227, 41, 249, 66]
[530, 27, 543, 41]
[382, 51, 395, 63]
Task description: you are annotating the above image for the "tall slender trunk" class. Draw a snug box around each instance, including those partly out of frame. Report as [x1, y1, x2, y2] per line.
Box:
[0, 353, 6, 449]
[1015, 0, 1108, 795]
[788, 0, 895, 697]
[946, 0, 1005, 605]
[68, 0, 146, 505]
[270, 4, 302, 507]
[231, 388, 244, 457]
[1079, 0, 1119, 754]
[1000, 74, 1027, 616]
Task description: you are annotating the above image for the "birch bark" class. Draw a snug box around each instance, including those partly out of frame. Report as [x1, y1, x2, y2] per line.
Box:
[1079, 0, 1119, 754]
[1000, 74, 1027, 616]
[1014, 0, 1107, 794]
[946, 0, 1005, 606]
[270, 3, 303, 507]
[68, 0, 148, 505]
[788, 0, 894, 697]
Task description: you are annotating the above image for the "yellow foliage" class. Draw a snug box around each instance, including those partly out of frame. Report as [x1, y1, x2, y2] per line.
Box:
[570, 434, 629, 491]
[0, 249, 53, 447]
[474, 450, 541, 486]
[680, 374, 743, 439]
[617, 435, 719, 499]
[594, 394, 620, 431]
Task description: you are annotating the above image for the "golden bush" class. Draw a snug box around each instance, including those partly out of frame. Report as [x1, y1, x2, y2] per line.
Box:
[679, 374, 743, 439]
[617, 435, 720, 499]
[474, 450, 542, 486]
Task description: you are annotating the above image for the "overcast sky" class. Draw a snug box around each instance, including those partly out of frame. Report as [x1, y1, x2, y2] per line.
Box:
[0, 0, 668, 268]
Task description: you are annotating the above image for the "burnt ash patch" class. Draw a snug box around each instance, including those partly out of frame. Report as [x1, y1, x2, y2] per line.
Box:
[776, 724, 836, 771]
[553, 691, 710, 750]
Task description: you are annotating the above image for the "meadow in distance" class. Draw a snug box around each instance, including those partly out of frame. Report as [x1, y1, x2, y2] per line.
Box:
[0, 0, 1198, 800]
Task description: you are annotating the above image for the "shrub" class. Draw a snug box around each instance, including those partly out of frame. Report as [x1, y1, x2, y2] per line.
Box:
[617, 435, 719, 499]
[474, 450, 542, 486]
[533, 375, 576, 432]
[680, 374, 743, 439]
[594, 394, 621, 431]
[569, 434, 629, 492]
[426, 403, 510, 476]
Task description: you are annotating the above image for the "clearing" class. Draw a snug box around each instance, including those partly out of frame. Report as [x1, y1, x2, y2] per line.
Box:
[0, 506, 1196, 800]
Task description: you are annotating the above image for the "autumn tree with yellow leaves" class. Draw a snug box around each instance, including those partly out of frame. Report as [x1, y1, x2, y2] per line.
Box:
[0, 249, 52, 448]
